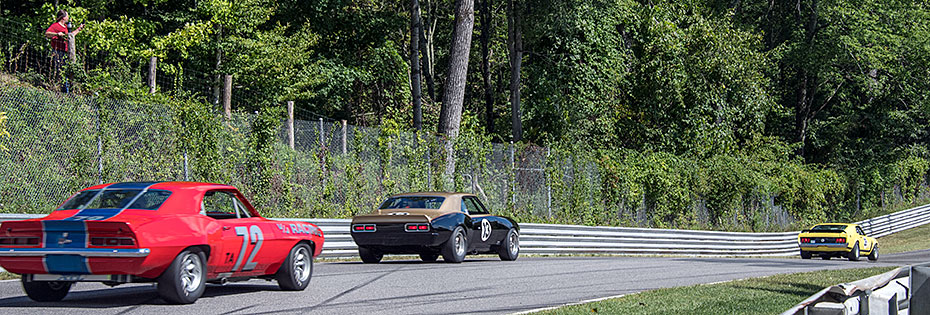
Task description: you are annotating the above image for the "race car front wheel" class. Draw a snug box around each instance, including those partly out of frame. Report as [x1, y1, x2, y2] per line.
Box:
[22, 278, 72, 302]
[441, 226, 467, 263]
[498, 228, 519, 261]
[277, 243, 313, 291]
[158, 248, 206, 304]
[359, 246, 383, 264]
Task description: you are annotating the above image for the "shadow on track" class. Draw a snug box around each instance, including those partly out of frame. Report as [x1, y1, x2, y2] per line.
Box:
[0, 283, 280, 309]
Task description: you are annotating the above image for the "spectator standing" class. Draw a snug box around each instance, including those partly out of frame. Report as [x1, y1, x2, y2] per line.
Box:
[44, 10, 83, 93]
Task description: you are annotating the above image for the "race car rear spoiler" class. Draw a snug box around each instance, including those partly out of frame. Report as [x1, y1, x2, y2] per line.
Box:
[0, 248, 150, 257]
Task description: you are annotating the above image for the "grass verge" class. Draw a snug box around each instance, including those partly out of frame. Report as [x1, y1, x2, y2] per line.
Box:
[877, 222, 930, 254]
[534, 266, 895, 315]
[0, 272, 19, 280]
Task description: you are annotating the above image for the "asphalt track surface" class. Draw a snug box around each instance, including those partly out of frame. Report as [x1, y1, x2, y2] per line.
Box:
[0, 251, 924, 315]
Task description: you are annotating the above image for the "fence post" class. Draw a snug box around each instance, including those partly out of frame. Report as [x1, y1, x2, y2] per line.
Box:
[287, 101, 295, 150]
[341, 120, 347, 155]
[547, 147, 552, 218]
[319, 118, 324, 150]
[223, 74, 232, 119]
[510, 141, 516, 211]
[148, 57, 157, 94]
[67, 34, 76, 62]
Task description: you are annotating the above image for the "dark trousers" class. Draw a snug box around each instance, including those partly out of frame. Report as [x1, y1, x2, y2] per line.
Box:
[50, 49, 69, 93]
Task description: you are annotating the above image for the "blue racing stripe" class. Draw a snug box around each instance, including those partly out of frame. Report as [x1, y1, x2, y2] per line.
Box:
[43, 221, 87, 249]
[66, 208, 123, 221]
[45, 255, 90, 274]
[107, 182, 162, 189]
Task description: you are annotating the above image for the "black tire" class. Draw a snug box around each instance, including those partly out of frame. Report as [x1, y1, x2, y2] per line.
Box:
[821, 255, 831, 260]
[359, 246, 383, 264]
[276, 243, 313, 291]
[441, 226, 467, 263]
[868, 245, 879, 261]
[498, 228, 519, 261]
[800, 251, 812, 259]
[157, 249, 206, 304]
[848, 243, 860, 261]
[419, 252, 439, 262]
[21, 278, 72, 302]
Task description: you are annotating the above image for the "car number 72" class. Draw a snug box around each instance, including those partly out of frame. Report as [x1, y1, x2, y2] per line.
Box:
[233, 226, 264, 272]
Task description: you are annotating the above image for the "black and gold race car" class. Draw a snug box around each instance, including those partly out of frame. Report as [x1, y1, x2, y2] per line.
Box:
[350, 192, 520, 263]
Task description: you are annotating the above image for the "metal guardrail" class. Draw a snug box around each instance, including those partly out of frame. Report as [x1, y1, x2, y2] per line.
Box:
[783, 262, 930, 315]
[1, 203, 928, 258]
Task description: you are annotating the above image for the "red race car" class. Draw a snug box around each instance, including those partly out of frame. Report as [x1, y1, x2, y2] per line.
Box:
[0, 182, 324, 304]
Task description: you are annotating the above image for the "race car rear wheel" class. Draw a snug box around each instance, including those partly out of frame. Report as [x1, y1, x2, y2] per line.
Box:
[277, 243, 313, 291]
[22, 278, 72, 302]
[868, 245, 879, 261]
[498, 228, 519, 261]
[157, 249, 206, 304]
[359, 246, 383, 264]
[799, 251, 812, 259]
[419, 252, 439, 262]
[441, 226, 467, 263]
[848, 243, 860, 261]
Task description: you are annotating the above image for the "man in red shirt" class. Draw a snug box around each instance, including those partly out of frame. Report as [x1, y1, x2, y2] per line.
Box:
[44, 10, 83, 93]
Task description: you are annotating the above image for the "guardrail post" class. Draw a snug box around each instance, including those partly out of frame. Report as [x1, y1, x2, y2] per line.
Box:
[913, 264, 930, 314]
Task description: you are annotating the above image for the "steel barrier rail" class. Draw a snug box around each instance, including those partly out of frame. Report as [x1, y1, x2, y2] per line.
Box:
[0, 202, 928, 259]
[783, 262, 930, 315]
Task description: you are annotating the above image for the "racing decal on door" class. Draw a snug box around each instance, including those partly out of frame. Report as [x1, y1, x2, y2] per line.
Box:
[480, 219, 492, 242]
[232, 225, 264, 272]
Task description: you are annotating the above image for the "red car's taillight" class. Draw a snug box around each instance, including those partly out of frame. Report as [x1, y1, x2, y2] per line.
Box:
[86, 222, 138, 248]
[0, 221, 43, 247]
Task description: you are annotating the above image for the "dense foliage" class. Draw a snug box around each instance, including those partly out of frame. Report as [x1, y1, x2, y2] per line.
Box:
[1, 0, 928, 230]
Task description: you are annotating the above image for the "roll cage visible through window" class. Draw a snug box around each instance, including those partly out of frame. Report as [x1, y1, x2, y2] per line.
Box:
[201, 190, 252, 220]
[462, 196, 490, 215]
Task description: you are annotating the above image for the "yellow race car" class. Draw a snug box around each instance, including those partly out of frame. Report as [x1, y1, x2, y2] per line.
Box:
[798, 223, 878, 261]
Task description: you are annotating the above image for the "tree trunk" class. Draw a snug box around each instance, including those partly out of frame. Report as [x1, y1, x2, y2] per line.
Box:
[507, 0, 523, 142]
[795, 69, 810, 157]
[438, 0, 476, 179]
[421, 1, 436, 101]
[411, 0, 423, 130]
[213, 24, 224, 105]
[480, 0, 494, 135]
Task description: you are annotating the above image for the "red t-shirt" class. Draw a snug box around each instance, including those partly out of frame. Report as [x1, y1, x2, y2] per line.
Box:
[46, 22, 69, 52]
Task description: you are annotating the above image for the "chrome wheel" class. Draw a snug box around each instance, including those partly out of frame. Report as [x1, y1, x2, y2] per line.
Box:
[179, 252, 203, 295]
[293, 247, 311, 285]
[508, 231, 519, 256]
[454, 232, 466, 257]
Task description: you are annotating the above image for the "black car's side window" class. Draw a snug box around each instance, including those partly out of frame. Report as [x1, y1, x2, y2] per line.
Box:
[464, 197, 489, 215]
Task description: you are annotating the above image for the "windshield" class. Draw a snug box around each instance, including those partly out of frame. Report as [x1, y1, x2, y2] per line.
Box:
[57, 189, 172, 211]
[379, 196, 445, 209]
[810, 224, 847, 232]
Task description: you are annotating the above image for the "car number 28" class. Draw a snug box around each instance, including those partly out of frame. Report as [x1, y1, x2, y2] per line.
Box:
[233, 225, 264, 272]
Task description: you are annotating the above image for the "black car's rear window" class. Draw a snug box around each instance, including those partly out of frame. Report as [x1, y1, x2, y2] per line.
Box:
[379, 196, 445, 209]
[58, 189, 172, 211]
[810, 224, 847, 232]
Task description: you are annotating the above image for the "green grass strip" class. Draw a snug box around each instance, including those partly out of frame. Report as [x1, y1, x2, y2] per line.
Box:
[876, 222, 930, 254]
[536, 266, 895, 315]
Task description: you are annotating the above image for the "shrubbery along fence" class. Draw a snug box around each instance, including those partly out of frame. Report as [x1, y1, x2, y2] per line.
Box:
[2, 16, 929, 232]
